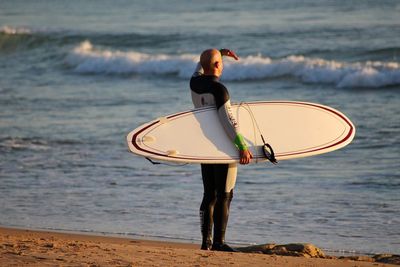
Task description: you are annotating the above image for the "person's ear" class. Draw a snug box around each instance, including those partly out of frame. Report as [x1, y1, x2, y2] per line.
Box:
[214, 61, 220, 69]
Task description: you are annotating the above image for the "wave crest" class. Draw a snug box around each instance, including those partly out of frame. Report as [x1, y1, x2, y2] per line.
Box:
[66, 40, 197, 77]
[66, 41, 400, 88]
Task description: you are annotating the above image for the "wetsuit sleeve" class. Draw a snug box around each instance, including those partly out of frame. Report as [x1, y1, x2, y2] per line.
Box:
[214, 85, 248, 151]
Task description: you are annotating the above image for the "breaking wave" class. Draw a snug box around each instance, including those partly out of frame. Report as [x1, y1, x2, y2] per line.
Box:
[66, 41, 400, 88]
[2, 25, 399, 89]
[65, 41, 198, 77]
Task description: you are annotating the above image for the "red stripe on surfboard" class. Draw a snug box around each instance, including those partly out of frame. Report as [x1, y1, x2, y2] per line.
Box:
[256, 101, 355, 157]
[130, 101, 355, 161]
[131, 110, 220, 161]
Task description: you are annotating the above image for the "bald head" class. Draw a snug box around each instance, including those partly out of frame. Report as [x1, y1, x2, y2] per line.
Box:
[200, 49, 223, 76]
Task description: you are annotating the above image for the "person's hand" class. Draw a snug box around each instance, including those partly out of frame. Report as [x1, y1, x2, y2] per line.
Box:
[220, 49, 239, 60]
[239, 149, 253, 165]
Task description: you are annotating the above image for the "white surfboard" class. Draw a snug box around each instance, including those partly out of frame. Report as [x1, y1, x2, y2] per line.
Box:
[126, 101, 355, 164]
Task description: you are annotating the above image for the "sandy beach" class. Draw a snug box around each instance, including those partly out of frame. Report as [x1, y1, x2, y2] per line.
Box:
[0, 226, 398, 267]
[1, 1, 400, 265]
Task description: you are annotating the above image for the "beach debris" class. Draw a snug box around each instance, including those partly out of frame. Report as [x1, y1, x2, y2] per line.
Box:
[42, 242, 54, 248]
[236, 243, 326, 258]
[339, 255, 374, 262]
[373, 254, 400, 265]
[235, 243, 276, 254]
[236, 243, 400, 265]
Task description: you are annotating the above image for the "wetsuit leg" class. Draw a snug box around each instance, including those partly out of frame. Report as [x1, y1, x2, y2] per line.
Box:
[200, 163, 238, 251]
[212, 164, 231, 244]
[199, 164, 217, 250]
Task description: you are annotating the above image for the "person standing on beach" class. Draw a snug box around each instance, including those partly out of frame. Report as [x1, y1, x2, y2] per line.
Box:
[190, 48, 253, 252]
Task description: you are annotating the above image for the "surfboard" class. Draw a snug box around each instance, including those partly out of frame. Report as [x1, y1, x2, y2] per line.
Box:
[126, 101, 355, 164]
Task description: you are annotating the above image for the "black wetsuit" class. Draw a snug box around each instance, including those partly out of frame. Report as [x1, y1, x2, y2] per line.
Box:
[190, 63, 246, 250]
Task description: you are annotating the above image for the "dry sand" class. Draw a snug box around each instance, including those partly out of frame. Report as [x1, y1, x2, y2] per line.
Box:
[0, 226, 396, 266]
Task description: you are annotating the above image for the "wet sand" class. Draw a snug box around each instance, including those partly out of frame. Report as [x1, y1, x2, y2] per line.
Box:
[0, 226, 397, 266]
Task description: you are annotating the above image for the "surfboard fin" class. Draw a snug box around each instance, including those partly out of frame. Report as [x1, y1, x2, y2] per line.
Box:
[167, 150, 179, 156]
[158, 117, 168, 124]
[142, 136, 155, 143]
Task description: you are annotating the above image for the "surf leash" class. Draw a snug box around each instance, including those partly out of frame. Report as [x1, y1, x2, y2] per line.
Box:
[145, 157, 189, 167]
[238, 102, 278, 165]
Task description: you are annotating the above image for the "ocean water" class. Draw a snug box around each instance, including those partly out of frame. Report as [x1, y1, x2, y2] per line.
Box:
[0, 0, 399, 255]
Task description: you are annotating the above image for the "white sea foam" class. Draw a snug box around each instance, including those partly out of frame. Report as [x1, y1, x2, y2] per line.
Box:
[0, 25, 32, 35]
[0, 25, 67, 35]
[66, 40, 198, 78]
[67, 41, 400, 88]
